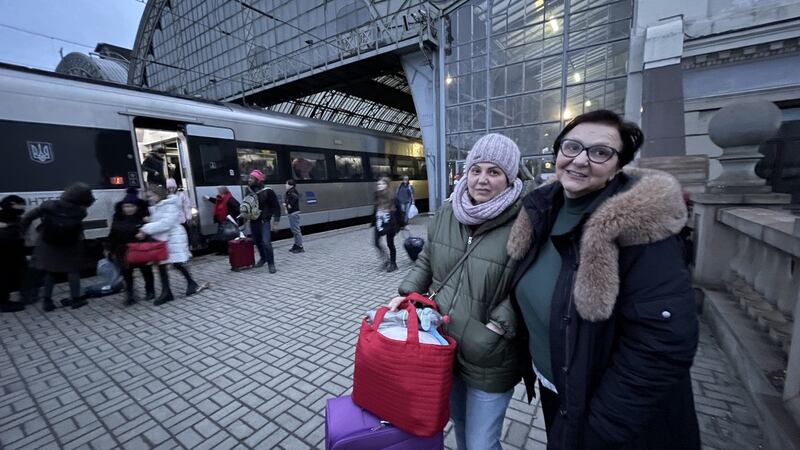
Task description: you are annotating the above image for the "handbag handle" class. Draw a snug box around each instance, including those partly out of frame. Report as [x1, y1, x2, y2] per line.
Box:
[401, 292, 439, 311]
[427, 234, 485, 300]
[370, 303, 421, 345]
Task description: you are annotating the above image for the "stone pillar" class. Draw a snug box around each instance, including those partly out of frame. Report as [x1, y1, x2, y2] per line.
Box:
[401, 52, 441, 210]
[692, 100, 790, 286]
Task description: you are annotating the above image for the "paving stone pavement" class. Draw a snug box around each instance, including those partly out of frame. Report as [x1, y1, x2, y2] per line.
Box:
[0, 218, 766, 449]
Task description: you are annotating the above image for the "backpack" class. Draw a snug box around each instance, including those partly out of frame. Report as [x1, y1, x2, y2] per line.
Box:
[40, 203, 85, 246]
[240, 190, 262, 221]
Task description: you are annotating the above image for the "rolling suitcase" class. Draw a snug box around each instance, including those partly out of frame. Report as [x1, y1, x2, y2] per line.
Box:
[325, 395, 443, 450]
[228, 238, 255, 270]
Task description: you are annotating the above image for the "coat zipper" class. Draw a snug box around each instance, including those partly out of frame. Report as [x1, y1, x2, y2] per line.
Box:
[561, 239, 579, 448]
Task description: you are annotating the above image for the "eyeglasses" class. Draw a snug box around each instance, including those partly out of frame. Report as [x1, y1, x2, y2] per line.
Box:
[558, 139, 619, 163]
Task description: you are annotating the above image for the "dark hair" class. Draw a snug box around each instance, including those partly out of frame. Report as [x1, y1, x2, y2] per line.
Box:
[286, 179, 296, 187]
[553, 109, 644, 167]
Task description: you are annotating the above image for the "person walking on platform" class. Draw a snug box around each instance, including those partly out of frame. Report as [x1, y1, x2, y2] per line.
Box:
[0, 195, 28, 312]
[107, 188, 155, 306]
[372, 177, 402, 273]
[138, 185, 205, 305]
[22, 182, 95, 311]
[395, 175, 415, 226]
[244, 170, 280, 273]
[387, 134, 532, 450]
[285, 179, 304, 253]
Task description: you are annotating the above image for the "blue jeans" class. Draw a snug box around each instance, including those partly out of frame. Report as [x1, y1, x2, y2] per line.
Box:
[289, 212, 303, 248]
[249, 219, 274, 265]
[450, 375, 513, 450]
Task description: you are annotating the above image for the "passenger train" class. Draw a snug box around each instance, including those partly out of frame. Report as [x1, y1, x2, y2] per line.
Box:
[0, 63, 428, 244]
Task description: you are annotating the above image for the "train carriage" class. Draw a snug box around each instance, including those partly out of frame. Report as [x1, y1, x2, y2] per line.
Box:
[0, 63, 428, 244]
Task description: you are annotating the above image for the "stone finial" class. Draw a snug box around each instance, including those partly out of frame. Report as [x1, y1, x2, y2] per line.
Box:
[707, 100, 783, 193]
[708, 101, 782, 148]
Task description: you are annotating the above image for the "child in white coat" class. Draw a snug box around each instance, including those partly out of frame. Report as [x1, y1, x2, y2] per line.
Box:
[138, 185, 205, 305]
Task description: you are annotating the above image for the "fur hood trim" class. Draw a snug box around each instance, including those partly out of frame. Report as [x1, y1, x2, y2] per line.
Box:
[507, 167, 687, 322]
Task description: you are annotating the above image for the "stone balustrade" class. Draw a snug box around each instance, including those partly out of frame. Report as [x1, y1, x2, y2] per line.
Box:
[716, 207, 800, 419]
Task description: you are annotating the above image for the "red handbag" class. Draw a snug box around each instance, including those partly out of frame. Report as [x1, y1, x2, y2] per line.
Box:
[125, 241, 168, 265]
[352, 292, 457, 437]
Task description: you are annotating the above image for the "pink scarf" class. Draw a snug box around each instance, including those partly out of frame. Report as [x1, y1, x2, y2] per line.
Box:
[451, 178, 523, 225]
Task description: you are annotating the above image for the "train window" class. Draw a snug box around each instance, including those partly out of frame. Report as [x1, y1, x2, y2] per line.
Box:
[334, 154, 364, 179]
[394, 157, 418, 180]
[291, 151, 327, 180]
[237, 148, 279, 184]
[195, 141, 238, 185]
[370, 157, 391, 179]
[417, 158, 428, 179]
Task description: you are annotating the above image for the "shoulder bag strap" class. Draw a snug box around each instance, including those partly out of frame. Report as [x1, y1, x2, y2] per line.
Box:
[427, 234, 485, 300]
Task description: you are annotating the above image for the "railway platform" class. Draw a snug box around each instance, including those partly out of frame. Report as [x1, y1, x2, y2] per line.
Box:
[0, 217, 767, 449]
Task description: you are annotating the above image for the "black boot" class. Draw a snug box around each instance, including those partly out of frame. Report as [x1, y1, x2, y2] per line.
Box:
[124, 291, 136, 306]
[145, 291, 155, 301]
[43, 298, 55, 312]
[386, 262, 398, 273]
[185, 281, 200, 297]
[154, 266, 173, 306]
[71, 297, 88, 309]
[0, 300, 25, 312]
[289, 244, 298, 252]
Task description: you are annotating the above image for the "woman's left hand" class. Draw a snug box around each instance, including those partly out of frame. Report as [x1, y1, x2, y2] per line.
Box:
[387, 296, 406, 311]
[135, 231, 146, 240]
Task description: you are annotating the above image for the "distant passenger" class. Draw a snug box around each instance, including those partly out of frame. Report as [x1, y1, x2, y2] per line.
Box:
[166, 178, 193, 225]
[395, 175, 415, 226]
[107, 188, 155, 306]
[245, 170, 281, 273]
[0, 195, 28, 312]
[22, 183, 96, 311]
[142, 149, 167, 187]
[138, 185, 206, 305]
[284, 179, 304, 253]
[204, 187, 241, 254]
[372, 177, 402, 272]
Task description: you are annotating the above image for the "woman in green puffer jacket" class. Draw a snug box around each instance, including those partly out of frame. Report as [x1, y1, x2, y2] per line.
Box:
[388, 133, 533, 450]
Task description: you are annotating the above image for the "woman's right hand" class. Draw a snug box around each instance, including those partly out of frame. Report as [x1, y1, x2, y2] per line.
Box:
[387, 296, 406, 311]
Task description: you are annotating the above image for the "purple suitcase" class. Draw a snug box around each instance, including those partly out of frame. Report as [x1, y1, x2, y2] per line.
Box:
[325, 396, 444, 450]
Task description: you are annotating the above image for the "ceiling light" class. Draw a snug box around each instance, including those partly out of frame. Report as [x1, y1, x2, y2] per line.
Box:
[573, 73, 581, 83]
[585, 100, 592, 107]
[549, 19, 559, 32]
[445, 75, 454, 85]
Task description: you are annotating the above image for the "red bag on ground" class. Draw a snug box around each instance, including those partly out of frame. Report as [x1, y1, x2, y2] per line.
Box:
[352, 293, 456, 437]
[125, 241, 168, 265]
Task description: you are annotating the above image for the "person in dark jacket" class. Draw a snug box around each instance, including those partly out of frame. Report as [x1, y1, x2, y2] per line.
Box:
[0, 195, 28, 312]
[395, 175, 415, 227]
[506, 110, 699, 449]
[204, 186, 241, 254]
[107, 188, 155, 306]
[372, 177, 401, 272]
[142, 150, 167, 187]
[247, 170, 280, 273]
[284, 179, 304, 253]
[388, 134, 531, 450]
[22, 182, 96, 311]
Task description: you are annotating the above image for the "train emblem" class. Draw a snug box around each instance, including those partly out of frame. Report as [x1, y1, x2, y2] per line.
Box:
[27, 142, 55, 164]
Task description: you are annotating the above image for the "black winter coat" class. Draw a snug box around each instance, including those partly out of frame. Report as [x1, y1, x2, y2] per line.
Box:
[0, 208, 27, 293]
[285, 187, 300, 214]
[507, 168, 699, 450]
[107, 202, 148, 268]
[253, 185, 281, 222]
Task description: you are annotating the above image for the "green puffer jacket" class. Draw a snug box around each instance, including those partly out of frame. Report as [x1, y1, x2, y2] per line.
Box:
[398, 192, 527, 393]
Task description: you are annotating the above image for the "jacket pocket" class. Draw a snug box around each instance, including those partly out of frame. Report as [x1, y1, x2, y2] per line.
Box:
[458, 317, 505, 368]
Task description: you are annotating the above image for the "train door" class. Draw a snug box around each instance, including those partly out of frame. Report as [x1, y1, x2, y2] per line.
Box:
[183, 124, 238, 236]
